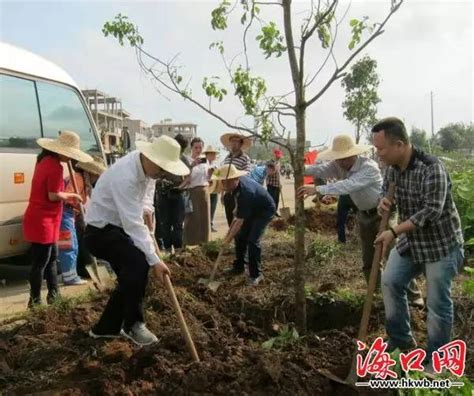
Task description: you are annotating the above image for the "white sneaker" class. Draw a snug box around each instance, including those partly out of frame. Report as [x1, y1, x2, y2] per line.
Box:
[121, 322, 158, 346]
[248, 275, 264, 286]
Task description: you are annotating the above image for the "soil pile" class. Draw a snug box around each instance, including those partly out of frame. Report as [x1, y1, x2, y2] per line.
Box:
[1, 228, 472, 394]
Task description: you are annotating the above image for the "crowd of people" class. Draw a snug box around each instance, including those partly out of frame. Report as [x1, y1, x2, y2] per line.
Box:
[21, 117, 465, 370]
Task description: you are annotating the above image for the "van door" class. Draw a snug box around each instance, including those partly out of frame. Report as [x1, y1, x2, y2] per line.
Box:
[0, 74, 41, 258]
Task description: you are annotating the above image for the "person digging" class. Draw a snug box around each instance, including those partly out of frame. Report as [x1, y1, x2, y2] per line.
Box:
[84, 136, 190, 346]
[212, 164, 276, 286]
[298, 134, 424, 309]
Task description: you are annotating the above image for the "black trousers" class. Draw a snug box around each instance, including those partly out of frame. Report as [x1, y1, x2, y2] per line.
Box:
[156, 193, 185, 250]
[336, 195, 357, 243]
[234, 214, 273, 279]
[84, 224, 150, 332]
[29, 243, 59, 302]
[223, 192, 235, 227]
[267, 185, 280, 211]
[210, 193, 218, 227]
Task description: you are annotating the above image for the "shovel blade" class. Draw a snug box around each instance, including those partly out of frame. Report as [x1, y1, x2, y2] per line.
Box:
[207, 281, 222, 292]
[280, 207, 291, 220]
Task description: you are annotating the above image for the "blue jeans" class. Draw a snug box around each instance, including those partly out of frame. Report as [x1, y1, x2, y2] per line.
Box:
[382, 246, 464, 356]
[234, 214, 273, 279]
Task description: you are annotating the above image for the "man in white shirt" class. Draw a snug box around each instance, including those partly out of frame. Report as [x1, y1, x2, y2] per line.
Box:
[298, 134, 422, 307]
[84, 136, 190, 346]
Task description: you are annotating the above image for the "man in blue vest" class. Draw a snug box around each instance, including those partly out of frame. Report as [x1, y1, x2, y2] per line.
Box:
[212, 164, 276, 286]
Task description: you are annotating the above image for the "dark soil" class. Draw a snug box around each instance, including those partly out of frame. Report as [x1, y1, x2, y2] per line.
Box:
[0, 209, 472, 394]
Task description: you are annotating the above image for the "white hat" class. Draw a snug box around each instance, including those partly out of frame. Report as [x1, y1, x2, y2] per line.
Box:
[318, 134, 372, 161]
[36, 130, 93, 163]
[204, 145, 219, 154]
[136, 135, 190, 176]
[220, 132, 252, 151]
[77, 156, 107, 176]
[211, 164, 247, 181]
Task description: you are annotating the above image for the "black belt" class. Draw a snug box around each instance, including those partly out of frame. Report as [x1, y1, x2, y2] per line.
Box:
[360, 207, 378, 216]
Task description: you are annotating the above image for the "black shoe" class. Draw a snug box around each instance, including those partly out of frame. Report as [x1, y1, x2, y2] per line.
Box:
[27, 296, 41, 309]
[223, 267, 245, 276]
[46, 290, 61, 305]
[409, 297, 425, 309]
[386, 337, 417, 353]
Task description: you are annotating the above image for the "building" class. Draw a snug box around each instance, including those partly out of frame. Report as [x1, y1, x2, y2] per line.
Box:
[151, 119, 197, 141]
[82, 89, 130, 160]
[123, 119, 152, 150]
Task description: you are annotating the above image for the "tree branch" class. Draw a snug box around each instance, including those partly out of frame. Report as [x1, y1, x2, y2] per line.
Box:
[306, 0, 403, 108]
[282, 0, 301, 100]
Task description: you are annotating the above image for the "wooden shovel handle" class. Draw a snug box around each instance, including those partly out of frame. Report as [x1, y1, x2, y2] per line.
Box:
[163, 274, 200, 362]
[66, 161, 85, 218]
[151, 236, 200, 362]
[357, 182, 396, 343]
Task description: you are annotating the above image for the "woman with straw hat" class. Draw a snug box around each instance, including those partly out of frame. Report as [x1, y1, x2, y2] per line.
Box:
[57, 157, 107, 286]
[23, 130, 93, 307]
[84, 135, 189, 346]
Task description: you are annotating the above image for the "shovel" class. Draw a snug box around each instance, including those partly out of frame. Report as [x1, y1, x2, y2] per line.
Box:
[279, 188, 291, 220]
[66, 161, 104, 291]
[318, 182, 396, 387]
[150, 235, 200, 362]
[197, 246, 226, 291]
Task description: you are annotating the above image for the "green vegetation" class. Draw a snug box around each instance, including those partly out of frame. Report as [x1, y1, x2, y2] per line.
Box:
[306, 237, 342, 268]
[262, 324, 300, 350]
[461, 267, 474, 298]
[450, 168, 474, 248]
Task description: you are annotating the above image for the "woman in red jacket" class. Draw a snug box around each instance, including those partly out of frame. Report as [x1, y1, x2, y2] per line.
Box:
[23, 130, 92, 307]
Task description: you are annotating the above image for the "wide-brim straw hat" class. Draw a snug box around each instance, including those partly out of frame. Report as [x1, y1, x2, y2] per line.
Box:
[204, 145, 219, 154]
[220, 132, 252, 151]
[136, 135, 190, 176]
[77, 157, 107, 176]
[318, 134, 372, 161]
[211, 164, 247, 181]
[36, 130, 93, 163]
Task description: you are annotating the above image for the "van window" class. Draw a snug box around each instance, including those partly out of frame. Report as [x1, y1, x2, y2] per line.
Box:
[36, 81, 100, 154]
[0, 74, 42, 149]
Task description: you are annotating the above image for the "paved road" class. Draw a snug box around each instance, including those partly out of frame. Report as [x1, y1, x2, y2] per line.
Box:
[0, 176, 297, 321]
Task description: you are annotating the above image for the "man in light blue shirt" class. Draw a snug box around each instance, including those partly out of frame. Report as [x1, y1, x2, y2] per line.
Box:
[298, 134, 422, 307]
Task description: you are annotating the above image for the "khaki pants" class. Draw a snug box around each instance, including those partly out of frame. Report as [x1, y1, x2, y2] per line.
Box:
[358, 210, 422, 301]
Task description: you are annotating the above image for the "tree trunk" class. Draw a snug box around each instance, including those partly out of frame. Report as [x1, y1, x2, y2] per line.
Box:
[282, 0, 307, 333]
[293, 108, 307, 333]
[356, 121, 361, 143]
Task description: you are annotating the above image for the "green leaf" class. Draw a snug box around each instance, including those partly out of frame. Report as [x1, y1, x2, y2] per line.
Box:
[350, 19, 359, 26]
[262, 338, 276, 349]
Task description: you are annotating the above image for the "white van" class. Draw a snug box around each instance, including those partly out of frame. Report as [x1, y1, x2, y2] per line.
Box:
[0, 42, 105, 260]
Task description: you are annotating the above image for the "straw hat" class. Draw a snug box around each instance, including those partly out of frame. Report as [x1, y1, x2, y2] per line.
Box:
[204, 145, 219, 154]
[36, 130, 93, 163]
[136, 135, 190, 176]
[220, 132, 252, 151]
[211, 164, 247, 181]
[318, 134, 372, 161]
[77, 156, 107, 176]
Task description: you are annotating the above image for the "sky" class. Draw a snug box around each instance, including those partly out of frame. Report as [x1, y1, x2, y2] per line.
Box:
[1, 0, 473, 147]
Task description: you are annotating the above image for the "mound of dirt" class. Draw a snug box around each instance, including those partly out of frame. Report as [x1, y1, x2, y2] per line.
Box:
[0, 238, 472, 394]
[270, 207, 341, 234]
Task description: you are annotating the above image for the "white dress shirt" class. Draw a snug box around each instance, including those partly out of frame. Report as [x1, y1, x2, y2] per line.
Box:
[85, 151, 159, 266]
[305, 156, 382, 211]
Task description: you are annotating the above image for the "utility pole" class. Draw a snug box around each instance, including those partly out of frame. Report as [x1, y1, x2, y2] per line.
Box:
[430, 91, 435, 139]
